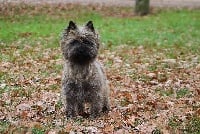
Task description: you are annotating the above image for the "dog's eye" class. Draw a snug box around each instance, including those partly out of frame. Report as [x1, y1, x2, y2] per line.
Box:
[70, 40, 79, 45]
[82, 39, 90, 44]
[82, 39, 94, 46]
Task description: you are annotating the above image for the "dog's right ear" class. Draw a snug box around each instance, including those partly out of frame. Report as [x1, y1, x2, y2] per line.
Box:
[85, 21, 95, 32]
[67, 21, 77, 32]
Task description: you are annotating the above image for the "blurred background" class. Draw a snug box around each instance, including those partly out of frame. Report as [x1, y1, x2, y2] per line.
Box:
[3, 0, 200, 8]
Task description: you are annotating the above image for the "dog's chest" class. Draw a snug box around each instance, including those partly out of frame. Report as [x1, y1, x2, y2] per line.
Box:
[66, 80, 100, 102]
[69, 80, 99, 92]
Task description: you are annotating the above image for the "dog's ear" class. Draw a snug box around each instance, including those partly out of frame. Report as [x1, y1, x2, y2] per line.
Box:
[67, 21, 77, 31]
[85, 21, 95, 32]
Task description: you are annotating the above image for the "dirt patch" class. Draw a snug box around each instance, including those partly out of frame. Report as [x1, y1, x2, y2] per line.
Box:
[2, 0, 200, 8]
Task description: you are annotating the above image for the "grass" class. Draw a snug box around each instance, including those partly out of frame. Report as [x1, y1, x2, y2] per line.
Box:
[185, 116, 200, 134]
[168, 116, 200, 134]
[156, 88, 191, 98]
[0, 120, 10, 133]
[176, 88, 190, 98]
[32, 128, 45, 134]
[1, 4, 200, 50]
[168, 116, 180, 129]
[157, 88, 174, 97]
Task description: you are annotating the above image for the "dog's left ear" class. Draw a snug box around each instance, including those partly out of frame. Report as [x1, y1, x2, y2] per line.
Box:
[67, 21, 77, 31]
[86, 21, 95, 32]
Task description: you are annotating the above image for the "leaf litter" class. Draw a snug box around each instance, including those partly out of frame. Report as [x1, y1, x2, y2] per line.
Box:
[0, 38, 199, 133]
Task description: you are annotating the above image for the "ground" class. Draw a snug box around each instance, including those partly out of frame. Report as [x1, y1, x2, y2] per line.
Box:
[1, 0, 200, 8]
[0, 2, 200, 134]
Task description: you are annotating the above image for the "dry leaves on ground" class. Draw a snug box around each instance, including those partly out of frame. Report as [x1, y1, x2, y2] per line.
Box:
[0, 41, 200, 133]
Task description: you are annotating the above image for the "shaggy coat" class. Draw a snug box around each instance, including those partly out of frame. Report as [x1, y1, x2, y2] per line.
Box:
[60, 21, 110, 117]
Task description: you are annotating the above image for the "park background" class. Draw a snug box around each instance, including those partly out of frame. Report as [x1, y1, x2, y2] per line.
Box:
[0, 0, 200, 133]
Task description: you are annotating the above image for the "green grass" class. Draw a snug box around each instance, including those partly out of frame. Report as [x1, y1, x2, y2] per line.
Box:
[168, 116, 180, 129]
[1, 5, 200, 49]
[176, 88, 190, 98]
[0, 120, 10, 133]
[156, 88, 191, 98]
[32, 128, 45, 134]
[185, 116, 200, 134]
[168, 116, 200, 134]
[156, 88, 174, 97]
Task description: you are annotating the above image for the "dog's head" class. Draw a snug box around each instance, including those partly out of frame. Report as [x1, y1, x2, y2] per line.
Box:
[60, 21, 100, 65]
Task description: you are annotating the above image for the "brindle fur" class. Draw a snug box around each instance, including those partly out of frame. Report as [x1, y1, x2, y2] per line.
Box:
[60, 21, 110, 118]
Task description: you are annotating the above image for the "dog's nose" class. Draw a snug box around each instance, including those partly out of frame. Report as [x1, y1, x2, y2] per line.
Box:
[79, 36, 87, 43]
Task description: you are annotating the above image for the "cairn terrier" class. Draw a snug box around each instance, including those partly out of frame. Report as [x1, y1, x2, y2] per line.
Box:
[60, 21, 110, 117]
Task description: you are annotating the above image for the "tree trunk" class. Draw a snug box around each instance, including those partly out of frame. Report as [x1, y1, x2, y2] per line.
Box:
[135, 0, 150, 16]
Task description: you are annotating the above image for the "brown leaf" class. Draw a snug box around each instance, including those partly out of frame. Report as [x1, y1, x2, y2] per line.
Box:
[65, 123, 73, 133]
[104, 124, 114, 133]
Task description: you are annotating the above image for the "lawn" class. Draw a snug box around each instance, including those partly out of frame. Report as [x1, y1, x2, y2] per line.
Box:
[0, 3, 200, 133]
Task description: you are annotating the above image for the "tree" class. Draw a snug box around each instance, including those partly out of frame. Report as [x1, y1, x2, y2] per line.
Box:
[135, 0, 150, 16]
